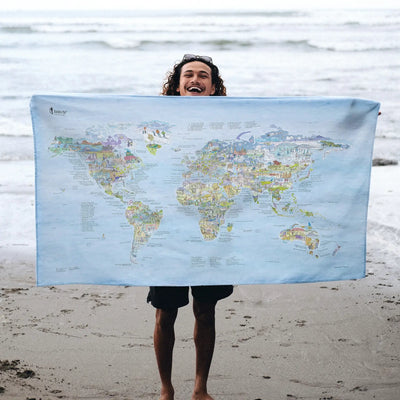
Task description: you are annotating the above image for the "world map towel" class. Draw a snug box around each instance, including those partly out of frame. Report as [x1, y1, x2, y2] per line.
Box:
[31, 95, 380, 286]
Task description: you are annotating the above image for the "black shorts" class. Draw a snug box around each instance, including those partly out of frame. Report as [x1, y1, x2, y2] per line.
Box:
[147, 285, 234, 310]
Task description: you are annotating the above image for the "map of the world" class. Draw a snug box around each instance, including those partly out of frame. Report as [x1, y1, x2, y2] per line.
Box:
[31, 95, 380, 286]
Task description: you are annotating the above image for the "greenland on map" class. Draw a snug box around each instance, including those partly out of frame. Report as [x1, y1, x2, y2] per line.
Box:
[31, 95, 380, 286]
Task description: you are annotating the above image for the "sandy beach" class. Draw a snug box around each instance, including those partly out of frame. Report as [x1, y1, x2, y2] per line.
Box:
[1, 161, 399, 399]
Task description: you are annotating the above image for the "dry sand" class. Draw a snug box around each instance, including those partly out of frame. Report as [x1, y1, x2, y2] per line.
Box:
[1, 165, 400, 399]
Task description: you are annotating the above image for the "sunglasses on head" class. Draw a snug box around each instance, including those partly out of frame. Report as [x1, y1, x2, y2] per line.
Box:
[182, 54, 213, 64]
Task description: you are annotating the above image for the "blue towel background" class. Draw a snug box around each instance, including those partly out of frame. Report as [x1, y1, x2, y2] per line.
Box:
[31, 95, 379, 286]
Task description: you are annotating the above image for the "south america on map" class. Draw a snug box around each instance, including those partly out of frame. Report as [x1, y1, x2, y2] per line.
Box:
[31, 95, 380, 286]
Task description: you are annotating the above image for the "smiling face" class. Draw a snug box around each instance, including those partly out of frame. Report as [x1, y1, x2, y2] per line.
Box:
[176, 61, 216, 96]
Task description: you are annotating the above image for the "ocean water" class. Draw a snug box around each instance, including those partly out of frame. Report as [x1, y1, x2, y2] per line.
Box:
[1, 8, 399, 163]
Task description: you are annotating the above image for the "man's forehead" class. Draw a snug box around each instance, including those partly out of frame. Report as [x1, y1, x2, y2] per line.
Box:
[181, 61, 212, 74]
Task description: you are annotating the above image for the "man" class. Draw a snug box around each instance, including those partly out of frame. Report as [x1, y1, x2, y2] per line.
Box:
[147, 54, 233, 400]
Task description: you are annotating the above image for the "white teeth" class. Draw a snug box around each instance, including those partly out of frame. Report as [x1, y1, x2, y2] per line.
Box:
[188, 87, 202, 92]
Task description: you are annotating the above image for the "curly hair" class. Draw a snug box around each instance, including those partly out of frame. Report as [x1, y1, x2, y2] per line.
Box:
[161, 58, 227, 96]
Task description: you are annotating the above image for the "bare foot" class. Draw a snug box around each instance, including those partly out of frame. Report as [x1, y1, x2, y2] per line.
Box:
[191, 391, 214, 400]
[160, 384, 174, 400]
[159, 395, 174, 400]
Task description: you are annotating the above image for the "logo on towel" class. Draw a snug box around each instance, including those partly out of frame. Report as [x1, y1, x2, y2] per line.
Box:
[49, 107, 67, 116]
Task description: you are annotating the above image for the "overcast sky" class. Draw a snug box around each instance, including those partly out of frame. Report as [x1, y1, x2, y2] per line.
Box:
[1, 0, 399, 11]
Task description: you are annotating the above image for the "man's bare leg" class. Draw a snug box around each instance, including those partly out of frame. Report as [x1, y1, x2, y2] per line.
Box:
[192, 299, 217, 400]
[154, 308, 178, 400]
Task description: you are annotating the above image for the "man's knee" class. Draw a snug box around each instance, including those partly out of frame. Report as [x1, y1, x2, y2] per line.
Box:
[193, 300, 216, 326]
[155, 308, 178, 330]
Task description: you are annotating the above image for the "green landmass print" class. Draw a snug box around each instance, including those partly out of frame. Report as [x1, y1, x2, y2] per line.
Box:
[125, 201, 163, 261]
[139, 120, 172, 155]
[146, 143, 162, 155]
[280, 223, 320, 257]
[49, 135, 142, 200]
